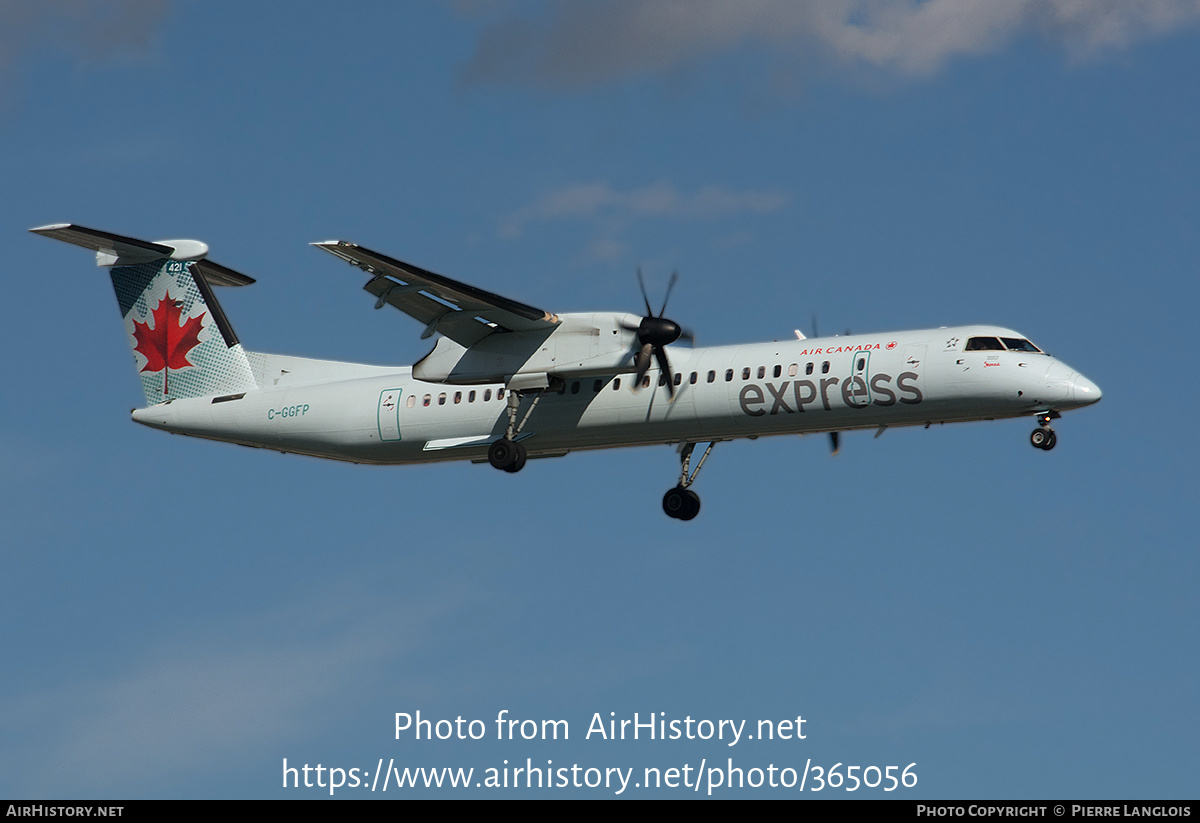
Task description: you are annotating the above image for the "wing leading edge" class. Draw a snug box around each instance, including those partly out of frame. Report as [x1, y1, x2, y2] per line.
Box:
[313, 240, 559, 348]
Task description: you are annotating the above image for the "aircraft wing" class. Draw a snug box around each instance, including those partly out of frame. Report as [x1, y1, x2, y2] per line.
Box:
[313, 240, 559, 347]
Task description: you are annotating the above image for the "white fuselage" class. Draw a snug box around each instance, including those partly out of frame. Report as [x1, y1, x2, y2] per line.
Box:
[129, 324, 1100, 464]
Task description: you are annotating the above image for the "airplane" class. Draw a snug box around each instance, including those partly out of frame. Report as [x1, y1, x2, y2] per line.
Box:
[31, 223, 1102, 520]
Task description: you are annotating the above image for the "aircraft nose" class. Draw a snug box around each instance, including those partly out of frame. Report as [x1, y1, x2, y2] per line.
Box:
[1072, 373, 1102, 406]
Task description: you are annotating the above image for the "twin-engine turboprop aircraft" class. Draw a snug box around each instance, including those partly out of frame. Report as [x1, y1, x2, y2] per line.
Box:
[31, 223, 1101, 519]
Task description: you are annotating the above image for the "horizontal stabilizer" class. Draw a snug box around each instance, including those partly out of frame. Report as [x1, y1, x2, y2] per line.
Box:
[30, 223, 172, 261]
[193, 259, 255, 287]
[30, 223, 254, 286]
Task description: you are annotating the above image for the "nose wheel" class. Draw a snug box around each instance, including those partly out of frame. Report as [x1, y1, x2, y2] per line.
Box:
[1030, 428, 1056, 450]
[1030, 411, 1059, 451]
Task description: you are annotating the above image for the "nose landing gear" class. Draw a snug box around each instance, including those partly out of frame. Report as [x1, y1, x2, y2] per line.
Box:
[1030, 411, 1060, 451]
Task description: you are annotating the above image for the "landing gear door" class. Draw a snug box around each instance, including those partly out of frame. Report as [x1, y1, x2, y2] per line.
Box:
[378, 388, 403, 442]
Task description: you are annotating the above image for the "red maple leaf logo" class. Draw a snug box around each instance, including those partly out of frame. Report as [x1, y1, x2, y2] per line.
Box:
[131, 294, 206, 395]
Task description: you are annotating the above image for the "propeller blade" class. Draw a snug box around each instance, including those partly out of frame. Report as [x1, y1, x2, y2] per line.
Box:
[637, 267, 653, 317]
[658, 270, 678, 317]
[632, 343, 653, 390]
[653, 345, 675, 399]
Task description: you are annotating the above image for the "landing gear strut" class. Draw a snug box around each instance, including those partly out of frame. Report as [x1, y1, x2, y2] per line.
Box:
[1030, 411, 1059, 451]
[488, 388, 543, 473]
[663, 441, 716, 520]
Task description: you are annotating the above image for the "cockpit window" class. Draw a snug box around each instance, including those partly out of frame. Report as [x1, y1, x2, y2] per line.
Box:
[965, 336, 1004, 351]
[1001, 337, 1042, 353]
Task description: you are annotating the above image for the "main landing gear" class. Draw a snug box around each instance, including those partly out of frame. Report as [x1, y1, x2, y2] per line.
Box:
[488, 437, 526, 472]
[1030, 411, 1060, 451]
[488, 388, 544, 473]
[663, 442, 717, 521]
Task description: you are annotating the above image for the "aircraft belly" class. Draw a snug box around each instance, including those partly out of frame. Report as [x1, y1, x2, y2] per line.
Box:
[134, 376, 427, 463]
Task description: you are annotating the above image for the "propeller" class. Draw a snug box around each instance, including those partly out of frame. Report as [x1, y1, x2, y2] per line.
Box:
[624, 268, 686, 398]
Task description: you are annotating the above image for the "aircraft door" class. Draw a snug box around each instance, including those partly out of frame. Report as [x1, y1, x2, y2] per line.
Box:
[377, 388, 403, 442]
[844, 351, 872, 408]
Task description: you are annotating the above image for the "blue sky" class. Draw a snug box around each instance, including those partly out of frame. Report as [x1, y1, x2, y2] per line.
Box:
[2, 0, 1197, 799]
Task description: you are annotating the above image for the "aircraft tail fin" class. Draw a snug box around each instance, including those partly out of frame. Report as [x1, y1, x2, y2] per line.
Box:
[30, 224, 259, 405]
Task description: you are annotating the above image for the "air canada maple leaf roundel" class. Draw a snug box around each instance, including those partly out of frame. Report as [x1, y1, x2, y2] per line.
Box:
[130, 294, 206, 394]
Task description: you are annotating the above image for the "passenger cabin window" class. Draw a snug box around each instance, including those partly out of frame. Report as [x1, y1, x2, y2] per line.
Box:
[613, 378, 621, 390]
[407, 396, 416, 408]
[806, 363, 814, 375]
[689, 372, 698, 385]
[593, 379, 603, 392]
[742, 367, 751, 380]
[438, 393, 446, 405]
[423, 394, 431, 407]
[484, 389, 492, 402]
[571, 381, 580, 394]
[468, 391, 476, 403]
[642, 375, 651, 388]
[707, 370, 716, 383]
[454, 391, 462, 404]
[965, 336, 1004, 351]
[725, 369, 734, 382]
[788, 364, 798, 377]
[757, 366, 765, 379]
[821, 361, 830, 374]
[1001, 337, 1042, 353]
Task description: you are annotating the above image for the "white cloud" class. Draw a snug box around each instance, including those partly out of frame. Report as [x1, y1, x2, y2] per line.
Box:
[460, 0, 1200, 87]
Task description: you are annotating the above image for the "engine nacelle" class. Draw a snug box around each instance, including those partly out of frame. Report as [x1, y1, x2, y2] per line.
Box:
[412, 312, 643, 385]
